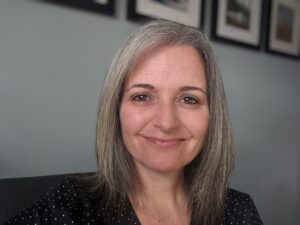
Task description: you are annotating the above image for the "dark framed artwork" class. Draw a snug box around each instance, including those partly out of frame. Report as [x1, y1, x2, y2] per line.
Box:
[211, 0, 263, 49]
[41, 0, 115, 16]
[266, 0, 300, 58]
[127, 0, 204, 28]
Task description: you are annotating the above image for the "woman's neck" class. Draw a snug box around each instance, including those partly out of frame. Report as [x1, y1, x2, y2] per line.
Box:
[131, 164, 189, 211]
[130, 167, 190, 225]
[128, 165, 191, 225]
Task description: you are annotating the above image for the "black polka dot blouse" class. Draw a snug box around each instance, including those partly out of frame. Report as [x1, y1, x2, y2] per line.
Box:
[3, 177, 263, 225]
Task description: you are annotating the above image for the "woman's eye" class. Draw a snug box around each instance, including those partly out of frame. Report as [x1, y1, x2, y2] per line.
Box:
[132, 94, 150, 102]
[181, 96, 199, 105]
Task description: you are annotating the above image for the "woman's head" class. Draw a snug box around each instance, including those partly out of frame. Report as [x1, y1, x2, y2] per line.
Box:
[119, 45, 210, 175]
[95, 19, 234, 224]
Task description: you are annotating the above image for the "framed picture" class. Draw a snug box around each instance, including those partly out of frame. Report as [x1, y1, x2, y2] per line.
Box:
[42, 0, 115, 16]
[127, 0, 204, 28]
[266, 0, 300, 58]
[211, 0, 263, 49]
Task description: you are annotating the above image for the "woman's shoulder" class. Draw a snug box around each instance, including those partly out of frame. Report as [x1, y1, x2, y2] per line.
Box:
[223, 188, 264, 225]
[226, 188, 254, 203]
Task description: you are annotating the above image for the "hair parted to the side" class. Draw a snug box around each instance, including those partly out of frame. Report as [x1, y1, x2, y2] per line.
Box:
[95, 20, 235, 225]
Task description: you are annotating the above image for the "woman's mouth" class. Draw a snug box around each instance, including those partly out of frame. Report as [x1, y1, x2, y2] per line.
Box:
[143, 136, 185, 147]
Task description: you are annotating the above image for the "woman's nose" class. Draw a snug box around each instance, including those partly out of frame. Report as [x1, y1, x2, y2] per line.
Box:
[153, 100, 180, 133]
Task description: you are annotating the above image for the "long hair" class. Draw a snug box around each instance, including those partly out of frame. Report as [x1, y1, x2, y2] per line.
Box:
[94, 20, 234, 225]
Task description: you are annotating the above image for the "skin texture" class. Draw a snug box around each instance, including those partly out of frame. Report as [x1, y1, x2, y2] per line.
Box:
[120, 45, 209, 178]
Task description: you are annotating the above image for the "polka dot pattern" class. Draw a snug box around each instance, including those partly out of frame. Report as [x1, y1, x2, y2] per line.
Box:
[3, 177, 263, 225]
[222, 189, 263, 225]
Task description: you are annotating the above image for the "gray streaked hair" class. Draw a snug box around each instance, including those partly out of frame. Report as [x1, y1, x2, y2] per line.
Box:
[95, 20, 234, 225]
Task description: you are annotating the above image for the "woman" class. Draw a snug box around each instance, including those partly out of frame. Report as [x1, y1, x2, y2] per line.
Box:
[5, 20, 263, 225]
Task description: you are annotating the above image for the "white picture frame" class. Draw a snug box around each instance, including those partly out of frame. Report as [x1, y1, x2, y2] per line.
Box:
[212, 0, 263, 49]
[267, 0, 300, 58]
[127, 0, 203, 28]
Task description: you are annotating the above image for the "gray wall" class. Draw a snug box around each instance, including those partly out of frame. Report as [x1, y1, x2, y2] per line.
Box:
[0, 0, 299, 224]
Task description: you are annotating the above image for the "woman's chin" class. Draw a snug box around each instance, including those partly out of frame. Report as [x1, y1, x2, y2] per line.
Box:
[136, 160, 185, 175]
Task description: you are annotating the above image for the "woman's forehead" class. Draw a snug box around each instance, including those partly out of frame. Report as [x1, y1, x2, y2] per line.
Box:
[124, 45, 207, 90]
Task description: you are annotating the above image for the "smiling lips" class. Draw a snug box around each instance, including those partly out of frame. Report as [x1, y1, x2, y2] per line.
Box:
[143, 136, 186, 147]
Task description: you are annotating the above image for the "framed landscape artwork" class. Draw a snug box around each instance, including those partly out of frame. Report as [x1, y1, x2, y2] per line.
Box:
[42, 0, 115, 15]
[266, 0, 300, 58]
[127, 0, 204, 28]
[211, 0, 263, 49]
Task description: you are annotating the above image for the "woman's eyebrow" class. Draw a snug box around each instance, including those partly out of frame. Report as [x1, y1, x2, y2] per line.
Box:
[129, 83, 154, 90]
[179, 86, 207, 95]
[128, 84, 207, 95]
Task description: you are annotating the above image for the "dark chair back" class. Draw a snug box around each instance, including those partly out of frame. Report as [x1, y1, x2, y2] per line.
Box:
[0, 173, 85, 224]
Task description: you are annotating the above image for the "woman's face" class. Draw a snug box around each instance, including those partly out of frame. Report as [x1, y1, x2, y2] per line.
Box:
[120, 45, 209, 175]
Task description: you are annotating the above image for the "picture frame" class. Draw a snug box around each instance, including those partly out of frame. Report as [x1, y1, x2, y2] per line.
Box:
[41, 0, 115, 16]
[266, 0, 300, 58]
[211, 0, 263, 49]
[127, 0, 204, 28]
